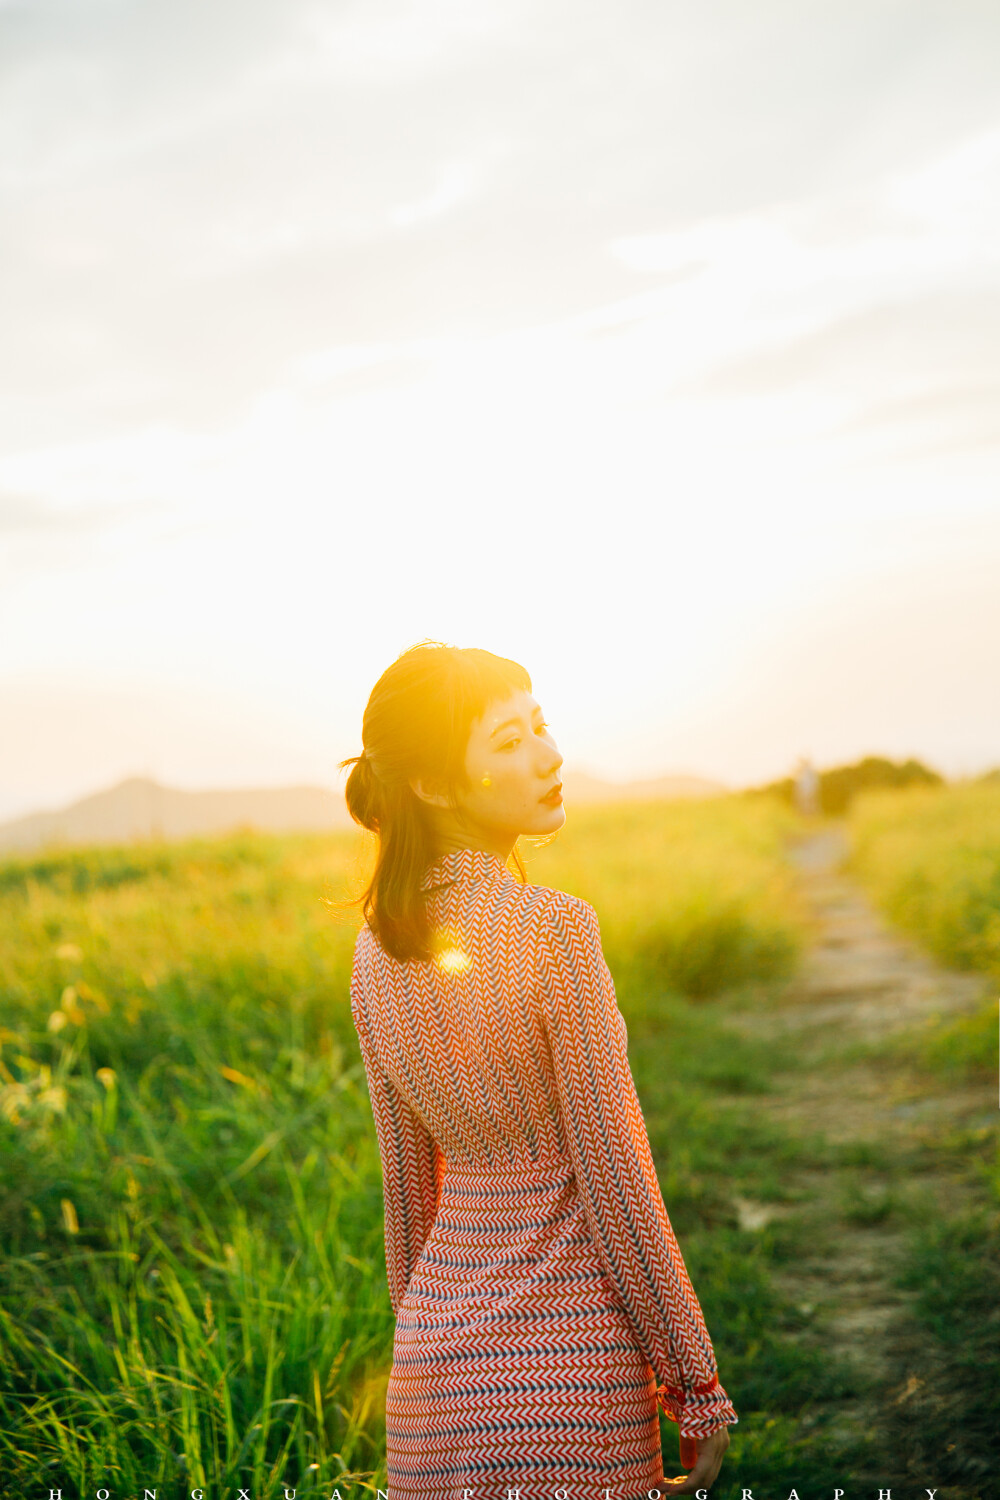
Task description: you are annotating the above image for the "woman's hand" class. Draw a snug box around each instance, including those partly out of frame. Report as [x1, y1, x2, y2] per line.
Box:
[662, 1424, 731, 1494]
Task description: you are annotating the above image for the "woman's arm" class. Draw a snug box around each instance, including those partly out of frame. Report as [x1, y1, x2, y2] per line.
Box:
[350, 958, 443, 1317]
[534, 892, 739, 1440]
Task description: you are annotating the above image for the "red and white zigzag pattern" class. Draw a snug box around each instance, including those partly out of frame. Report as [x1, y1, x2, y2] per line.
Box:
[350, 847, 738, 1499]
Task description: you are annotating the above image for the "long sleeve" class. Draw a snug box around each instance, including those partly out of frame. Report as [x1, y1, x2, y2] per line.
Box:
[351, 976, 443, 1318]
[534, 893, 739, 1440]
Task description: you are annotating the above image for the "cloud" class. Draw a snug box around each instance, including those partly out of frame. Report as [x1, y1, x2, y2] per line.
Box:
[600, 126, 1000, 456]
[0, 493, 139, 534]
[611, 125, 1000, 311]
[292, 0, 523, 85]
[390, 161, 479, 228]
[3, 0, 998, 446]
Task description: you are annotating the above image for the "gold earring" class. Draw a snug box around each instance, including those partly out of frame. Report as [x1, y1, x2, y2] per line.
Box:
[481, 775, 492, 787]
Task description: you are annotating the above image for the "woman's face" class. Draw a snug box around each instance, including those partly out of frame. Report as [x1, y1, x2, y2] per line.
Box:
[414, 688, 566, 854]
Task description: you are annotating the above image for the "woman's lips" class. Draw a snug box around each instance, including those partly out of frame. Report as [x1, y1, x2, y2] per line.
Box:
[539, 784, 563, 805]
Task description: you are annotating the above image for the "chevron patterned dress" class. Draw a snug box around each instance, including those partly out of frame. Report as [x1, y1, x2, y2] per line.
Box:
[350, 847, 738, 1500]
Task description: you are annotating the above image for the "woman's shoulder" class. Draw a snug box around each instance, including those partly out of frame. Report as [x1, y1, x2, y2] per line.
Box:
[515, 881, 599, 935]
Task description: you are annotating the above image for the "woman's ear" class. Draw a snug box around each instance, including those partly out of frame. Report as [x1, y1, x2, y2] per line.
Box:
[409, 775, 453, 809]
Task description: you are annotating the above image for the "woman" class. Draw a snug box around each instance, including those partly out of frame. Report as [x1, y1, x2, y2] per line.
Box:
[342, 642, 738, 1500]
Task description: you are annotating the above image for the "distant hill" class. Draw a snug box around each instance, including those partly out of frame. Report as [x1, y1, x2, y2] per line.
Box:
[0, 769, 728, 856]
[0, 777, 353, 855]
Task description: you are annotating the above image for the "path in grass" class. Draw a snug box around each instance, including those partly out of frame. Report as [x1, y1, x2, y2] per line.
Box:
[725, 824, 995, 1454]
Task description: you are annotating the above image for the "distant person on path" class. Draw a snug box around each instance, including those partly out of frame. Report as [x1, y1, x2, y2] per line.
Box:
[794, 756, 820, 818]
[341, 641, 737, 1498]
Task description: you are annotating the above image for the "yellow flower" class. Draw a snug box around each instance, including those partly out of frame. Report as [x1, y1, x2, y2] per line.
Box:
[0, 1084, 30, 1123]
[220, 1064, 263, 1093]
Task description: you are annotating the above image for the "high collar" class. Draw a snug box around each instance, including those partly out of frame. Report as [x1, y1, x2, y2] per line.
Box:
[419, 846, 513, 893]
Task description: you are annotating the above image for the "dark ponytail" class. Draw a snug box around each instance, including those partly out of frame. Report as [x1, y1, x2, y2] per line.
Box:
[337, 640, 531, 963]
[341, 750, 382, 834]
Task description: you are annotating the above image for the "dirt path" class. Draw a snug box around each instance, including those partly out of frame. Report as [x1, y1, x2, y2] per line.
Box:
[724, 824, 995, 1449]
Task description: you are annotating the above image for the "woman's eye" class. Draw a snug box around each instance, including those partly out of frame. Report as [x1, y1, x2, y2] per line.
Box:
[499, 722, 550, 751]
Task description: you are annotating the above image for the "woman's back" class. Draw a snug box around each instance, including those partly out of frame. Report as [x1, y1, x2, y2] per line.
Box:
[350, 846, 738, 1499]
[353, 846, 573, 1166]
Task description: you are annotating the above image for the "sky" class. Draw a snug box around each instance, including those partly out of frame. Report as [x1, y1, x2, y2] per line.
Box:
[2, 0, 999, 823]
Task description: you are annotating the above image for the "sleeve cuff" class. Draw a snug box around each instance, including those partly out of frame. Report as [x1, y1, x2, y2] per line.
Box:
[654, 1376, 739, 1438]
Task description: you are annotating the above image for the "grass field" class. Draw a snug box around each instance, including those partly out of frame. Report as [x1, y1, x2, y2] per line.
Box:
[845, 781, 999, 1497]
[0, 794, 847, 1494]
[2, 787, 992, 1494]
[847, 779, 1000, 1080]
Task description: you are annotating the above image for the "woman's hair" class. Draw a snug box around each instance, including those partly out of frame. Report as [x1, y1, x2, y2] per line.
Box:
[339, 640, 532, 963]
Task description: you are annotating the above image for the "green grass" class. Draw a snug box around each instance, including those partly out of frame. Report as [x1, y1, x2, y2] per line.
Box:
[0, 796, 925, 1491]
[847, 779, 1000, 982]
[842, 781, 996, 1103]
[0, 832, 385, 1490]
[523, 793, 810, 999]
[845, 781, 1000, 1497]
[869, 1195, 1000, 1498]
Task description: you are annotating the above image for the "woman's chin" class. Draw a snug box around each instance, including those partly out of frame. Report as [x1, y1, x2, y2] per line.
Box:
[534, 802, 567, 831]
